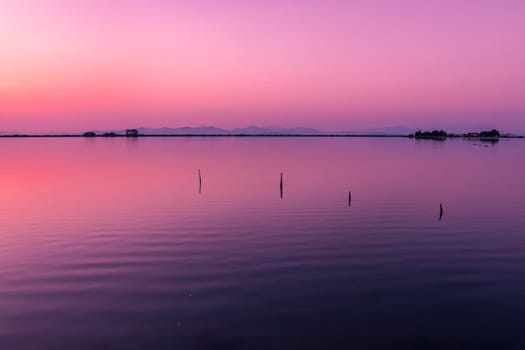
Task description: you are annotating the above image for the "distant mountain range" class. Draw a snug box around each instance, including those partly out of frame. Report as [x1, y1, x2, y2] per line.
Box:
[3, 126, 522, 136]
[105, 125, 416, 136]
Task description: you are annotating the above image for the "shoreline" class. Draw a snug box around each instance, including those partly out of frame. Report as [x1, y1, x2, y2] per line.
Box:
[0, 134, 523, 139]
[0, 134, 410, 138]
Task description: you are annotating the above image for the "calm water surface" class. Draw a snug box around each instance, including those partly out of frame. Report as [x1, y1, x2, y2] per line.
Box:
[1, 137, 525, 349]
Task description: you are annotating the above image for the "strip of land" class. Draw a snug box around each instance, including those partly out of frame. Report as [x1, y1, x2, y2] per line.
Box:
[0, 129, 522, 138]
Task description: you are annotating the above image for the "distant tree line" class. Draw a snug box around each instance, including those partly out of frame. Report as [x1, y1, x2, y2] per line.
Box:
[409, 129, 501, 139]
[410, 130, 448, 139]
[82, 129, 139, 137]
[479, 129, 500, 137]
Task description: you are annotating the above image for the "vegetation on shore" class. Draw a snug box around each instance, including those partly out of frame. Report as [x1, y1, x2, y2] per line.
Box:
[410, 130, 448, 139]
[409, 129, 513, 140]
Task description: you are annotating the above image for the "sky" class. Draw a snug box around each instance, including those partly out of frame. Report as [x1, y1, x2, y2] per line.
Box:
[0, 0, 524, 133]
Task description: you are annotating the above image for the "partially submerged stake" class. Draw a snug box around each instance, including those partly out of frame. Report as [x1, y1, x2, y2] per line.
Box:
[439, 203, 443, 220]
[198, 169, 202, 194]
[348, 191, 352, 207]
[280, 173, 283, 199]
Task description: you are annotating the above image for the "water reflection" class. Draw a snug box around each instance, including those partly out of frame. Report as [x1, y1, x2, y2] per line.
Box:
[1, 137, 525, 350]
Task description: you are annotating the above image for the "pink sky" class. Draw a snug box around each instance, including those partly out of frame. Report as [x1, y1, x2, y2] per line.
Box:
[1, 0, 524, 132]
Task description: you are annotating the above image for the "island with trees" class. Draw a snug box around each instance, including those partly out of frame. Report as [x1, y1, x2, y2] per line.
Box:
[410, 130, 448, 140]
[408, 129, 518, 141]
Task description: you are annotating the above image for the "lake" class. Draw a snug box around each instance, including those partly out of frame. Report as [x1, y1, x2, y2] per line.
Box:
[1, 137, 525, 349]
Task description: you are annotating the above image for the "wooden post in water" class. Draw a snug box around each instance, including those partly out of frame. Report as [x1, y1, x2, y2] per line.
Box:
[198, 169, 202, 194]
[280, 173, 283, 199]
[348, 191, 352, 207]
[439, 203, 443, 220]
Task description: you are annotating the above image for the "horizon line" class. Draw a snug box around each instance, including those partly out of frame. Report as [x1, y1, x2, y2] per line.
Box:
[2, 125, 522, 136]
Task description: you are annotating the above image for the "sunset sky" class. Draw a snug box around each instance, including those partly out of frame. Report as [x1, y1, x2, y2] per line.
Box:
[1, 0, 524, 133]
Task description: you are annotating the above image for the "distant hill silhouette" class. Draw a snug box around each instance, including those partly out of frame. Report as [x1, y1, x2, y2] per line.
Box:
[132, 126, 320, 135]
[2, 125, 522, 137]
[344, 126, 416, 135]
[106, 125, 416, 136]
[231, 126, 321, 135]
[137, 126, 228, 135]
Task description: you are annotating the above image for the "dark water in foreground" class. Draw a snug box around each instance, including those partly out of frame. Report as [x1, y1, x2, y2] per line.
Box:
[1, 137, 525, 349]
